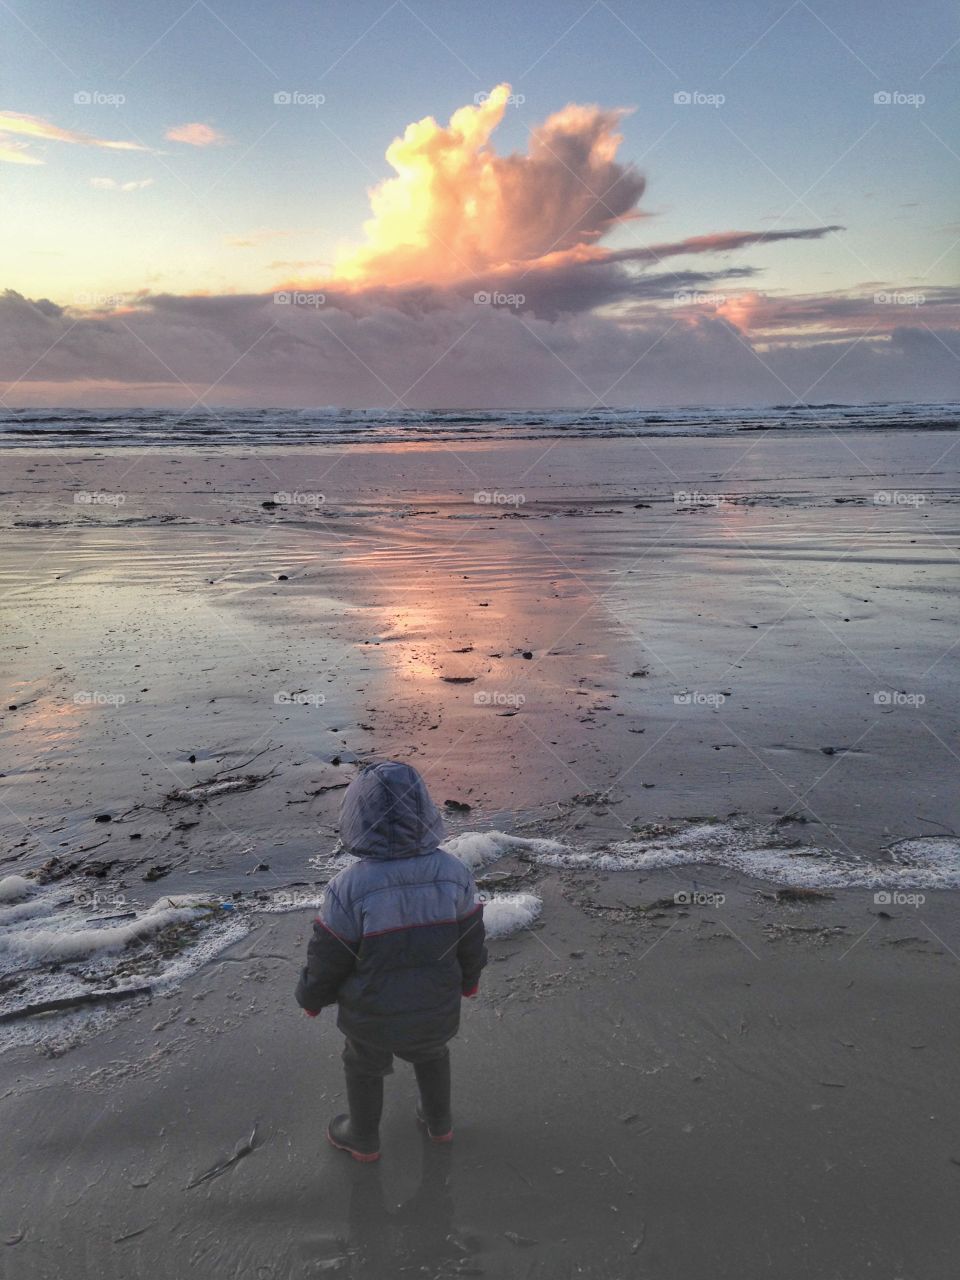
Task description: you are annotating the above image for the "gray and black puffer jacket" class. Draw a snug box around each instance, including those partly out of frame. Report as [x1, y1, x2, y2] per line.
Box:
[295, 761, 486, 1050]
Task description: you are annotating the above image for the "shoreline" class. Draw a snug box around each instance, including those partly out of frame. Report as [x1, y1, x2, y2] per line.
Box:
[1, 405, 958, 452]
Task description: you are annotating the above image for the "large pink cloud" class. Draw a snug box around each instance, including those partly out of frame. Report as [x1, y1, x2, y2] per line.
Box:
[331, 83, 646, 287]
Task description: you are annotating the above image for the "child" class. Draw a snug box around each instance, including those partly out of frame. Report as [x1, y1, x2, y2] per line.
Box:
[296, 760, 487, 1162]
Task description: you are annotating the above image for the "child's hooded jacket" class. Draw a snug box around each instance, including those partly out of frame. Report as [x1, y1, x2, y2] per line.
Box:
[295, 761, 487, 1048]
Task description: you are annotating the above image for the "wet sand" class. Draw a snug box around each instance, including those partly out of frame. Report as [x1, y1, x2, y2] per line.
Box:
[3, 431, 959, 866]
[1, 429, 959, 1276]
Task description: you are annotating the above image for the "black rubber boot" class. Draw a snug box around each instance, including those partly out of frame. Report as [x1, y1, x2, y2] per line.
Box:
[414, 1055, 453, 1143]
[327, 1071, 383, 1162]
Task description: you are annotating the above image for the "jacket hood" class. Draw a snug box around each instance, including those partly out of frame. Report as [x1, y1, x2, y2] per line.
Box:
[339, 761, 446, 860]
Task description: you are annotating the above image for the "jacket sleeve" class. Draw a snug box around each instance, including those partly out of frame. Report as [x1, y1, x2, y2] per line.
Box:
[294, 883, 360, 1013]
[456, 877, 487, 994]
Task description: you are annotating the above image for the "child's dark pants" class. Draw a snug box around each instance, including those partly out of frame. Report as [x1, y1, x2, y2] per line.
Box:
[343, 1038, 453, 1135]
[343, 1037, 449, 1077]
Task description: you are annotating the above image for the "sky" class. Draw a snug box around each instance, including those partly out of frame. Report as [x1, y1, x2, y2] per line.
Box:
[1, 0, 958, 407]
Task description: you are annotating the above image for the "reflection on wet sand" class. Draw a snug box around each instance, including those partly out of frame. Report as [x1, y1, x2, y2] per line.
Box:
[344, 1140, 458, 1279]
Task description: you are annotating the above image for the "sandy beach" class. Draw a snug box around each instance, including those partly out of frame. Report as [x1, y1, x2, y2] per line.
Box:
[2, 883, 959, 1279]
[1, 427, 959, 1277]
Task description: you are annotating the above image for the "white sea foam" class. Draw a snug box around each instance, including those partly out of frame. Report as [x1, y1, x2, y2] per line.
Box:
[0, 895, 220, 965]
[0, 887, 253, 1054]
[441, 831, 568, 870]
[0, 875, 36, 903]
[0, 896, 67, 927]
[496, 823, 960, 890]
[482, 892, 542, 937]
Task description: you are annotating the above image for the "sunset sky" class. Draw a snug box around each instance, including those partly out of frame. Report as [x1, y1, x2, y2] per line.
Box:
[2, 0, 958, 406]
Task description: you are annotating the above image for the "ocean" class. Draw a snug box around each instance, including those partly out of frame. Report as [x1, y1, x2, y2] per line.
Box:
[1, 401, 958, 448]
